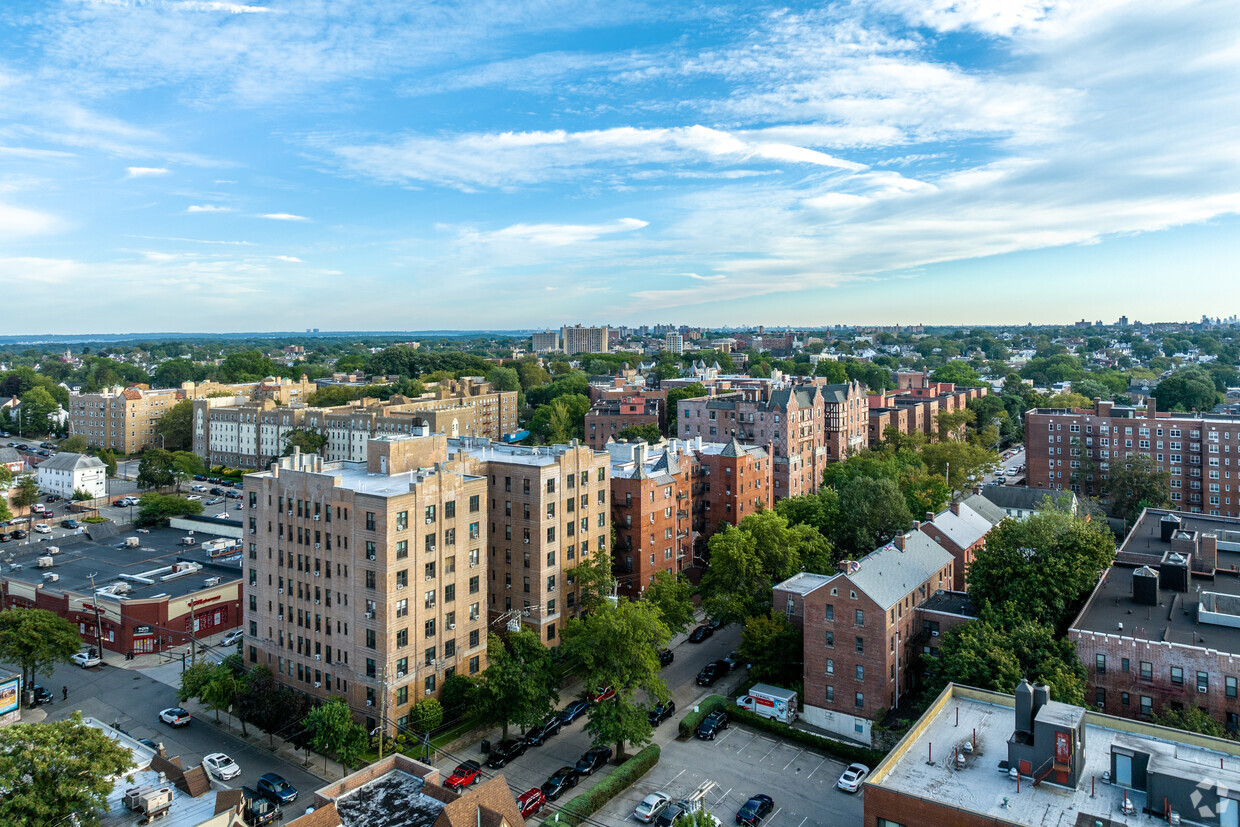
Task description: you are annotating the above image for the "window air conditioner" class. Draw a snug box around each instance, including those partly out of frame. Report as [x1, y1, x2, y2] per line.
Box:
[426, 517, 433, 524]
[366, 699, 373, 706]
[315, 653, 321, 660]
[931, 630, 939, 637]
[249, 528, 256, 534]
[1199, 686, 1208, 693]
[314, 681, 321, 688]
[396, 671, 406, 678]
[314, 543, 321, 549]
[396, 583, 405, 590]
[287, 510, 292, 516]
[448, 623, 455, 630]
[425, 575, 433, 581]
[427, 544, 435, 552]
[313, 515, 320, 521]
[367, 554, 376, 560]
[365, 612, 374, 619]
[278, 588, 284, 594]
[314, 570, 320, 576]
[315, 600, 321, 605]
[524, 538, 529, 544]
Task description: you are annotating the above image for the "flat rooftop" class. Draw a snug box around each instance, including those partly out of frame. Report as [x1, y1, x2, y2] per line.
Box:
[250, 458, 484, 498]
[2, 527, 241, 601]
[449, 436, 604, 468]
[919, 590, 976, 618]
[869, 687, 1240, 827]
[333, 769, 444, 827]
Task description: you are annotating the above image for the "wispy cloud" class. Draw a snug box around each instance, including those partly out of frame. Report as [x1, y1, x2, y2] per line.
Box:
[475, 217, 648, 247]
[0, 201, 59, 241]
[273, 255, 303, 262]
[125, 166, 169, 178]
[187, 204, 232, 212]
[261, 213, 308, 221]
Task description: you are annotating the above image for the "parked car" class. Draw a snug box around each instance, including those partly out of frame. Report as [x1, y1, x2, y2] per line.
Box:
[516, 788, 547, 819]
[213, 513, 229, 520]
[159, 707, 192, 727]
[588, 686, 616, 703]
[221, 629, 244, 646]
[205, 497, 224, 505]
[11, 529, 26, 539]
[560, 698, 590, 724]
[524, 714, 563, 747]
[648, 699, 677, 726]
[0, 533, 10, 543]
[225, 490, 242, 499]
[33, 523, 51, 534]
[30, 685, 53, 705]
[112, 499, 128, 507]
[444, 760, 482, 792]
[484, 738, 526, 769]
[45, 494, 60, 503]
[634, 792, 673, 824]
[735, 794, 773, 825]
[688, 625, 713, 643]
[836, 763, 870, 793]
[63, 519, 80, 529]
[709, 617, 725, 630]
[696, 710, 728, 740]
[39, 442, 54, 449]
[191, 484, 207, 492]
[540, 766, 579, 801]
[193, 475, 207, 481]
[574, 746, 612, 776]
[723, 650, 742, 670]
[257, 773, 298, 804]
[203, 752, 241, 781]
[138, 738, 159, 750]
[185, 495, 202, 502]
[658, 647, 674, 666]
[209, 488, 224, 496]
[72, 651, 102, 668]
[696, 660, 730, 687]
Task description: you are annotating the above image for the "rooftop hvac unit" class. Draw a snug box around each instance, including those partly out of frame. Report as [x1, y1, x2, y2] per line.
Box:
[37, 556, 54, 568]
[124, 786, 156, 810]
[204, 577, 221, 587]
[43, 572, 59, 582]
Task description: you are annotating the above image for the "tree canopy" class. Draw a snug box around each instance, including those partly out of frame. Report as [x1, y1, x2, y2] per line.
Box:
[304, 698, 369, 770]
[477, 630, 559, 742]
[134, 492, 204, 527]
[155, 399, 193, 452]
[1103, 454, 1171, 526]
[0, 608, 84, 693]
[1153, 366, 1220, 412]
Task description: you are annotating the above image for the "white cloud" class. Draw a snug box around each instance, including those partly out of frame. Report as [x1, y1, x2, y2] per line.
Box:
[125, 166, 169, 178]
[476, 217, 648, 247]
[261, 213, 308, 221]
[683, 273, 726, 282]
[273, 255, 303, 262]
[186, 204, 232, 212]
[0, 201, 59, 241]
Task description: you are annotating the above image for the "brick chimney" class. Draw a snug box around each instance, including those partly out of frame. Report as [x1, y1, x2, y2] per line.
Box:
[1096, 399, 1113, 417]
[893, 534, 906, 551]
[950, 502, 961, 516]
[925, 511, 935, 523]
[1198, 533, 1219, 573]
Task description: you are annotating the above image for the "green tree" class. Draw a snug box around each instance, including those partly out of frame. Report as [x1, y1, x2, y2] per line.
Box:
[0, 608, 84, 694]
[171, 451, 206, 483]
[61, 434, 89, 453]
[813, 359, 848, 383]
[1153, 366, 1220, 412]
[560, 599, 671, 760]
[617, 424, 663, 444]
[155, 399, 194, 452]
[177, 660, 216, 703]
[19, 386, 59, 436]
[303, 698, 369, 771]
[1103, 454, 1171, 526]
[136, 448, 178, 490]
[218, 350, 280, 383]
[201, 666, 243, 729]
[282, 428, 328, 456]
[932, 362, 983, 386]
[477, 630, 559, 742]
[832, 477, 913, 558]
[439, 673, 481, 718]
[409, 697, 444, 733]
[570, 550, 616, 614]
[72, 488, 93, 501]
[96, 448, 118, 478]
[0, 712, 135, 826]
[739, 611, 802, 686]
[11, 474, 41, 512]
[920, 440, 997, 488]
[1152, 705, 1229, 739]
[154, 357, 207, 388]
[134, 492, 204, 527]
[642, 571, 696, 635]
[665, 383, 707, 437]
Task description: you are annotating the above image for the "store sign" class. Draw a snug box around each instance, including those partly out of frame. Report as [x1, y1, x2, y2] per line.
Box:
[133, 625, 154, 636]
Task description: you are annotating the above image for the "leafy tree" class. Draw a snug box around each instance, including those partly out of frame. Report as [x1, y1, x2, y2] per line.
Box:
[813, 359, 848, 383]
[832, 477, 913, 558]
[282, 428, 328, 456]
[235, 667, 293, 747]
[1152, 705, 1229, 739]
[1153, 366, 1219, 412]
[617, 424, 663, 444]
[530, 394, 590, 443]
[155, 399, 194, 452]
[61, 434, 89, 453]
[409, 697, 444, 733]
[570, 550, 615, 614]
[11, 474, 41, 511]
[178, 660, 216, 703]
[0, 712, 135, 826]
[171, 451, 206, 482]
[200, 665, 243, 728]
[136, 449, 178, 490]
[739, 611, 802, 686]
[560, 599, 671, 760]
[0, 494, 10, 524]
[0, 608, 83, 693]
[642, 571, 696, 635]
[72, 488, 93, 501]
[932, 362, 983, 386]
[19, 387, 59, 436]
[477, 630, 559, 742]
[514, 358, 552, 391]
[303, 698, 369, 771]
[218, 350, 280, 383]
[154, 357, 208, 388]
[134, 492, 204, 527]
[1103, 454, 1171, 526]
[664, 383, 707, 437]
[440, 673, 481, 717]
[96, 448, 118, 478]
[920, 440, 997, 488]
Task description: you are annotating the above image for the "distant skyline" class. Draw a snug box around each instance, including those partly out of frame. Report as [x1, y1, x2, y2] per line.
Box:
[2, 1, 1238, 334]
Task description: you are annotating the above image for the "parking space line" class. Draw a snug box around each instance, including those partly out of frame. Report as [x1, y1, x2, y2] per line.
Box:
[760, 740, 781, 761]
[667, 768, 686, 788]
[768, 807, 782, 822]
[712, 787, 732, 807]
[782, 749, 803, 770]
[805, 757, 827, 779]
[716, 727, 739, 744]
[796, 818, 806, 827]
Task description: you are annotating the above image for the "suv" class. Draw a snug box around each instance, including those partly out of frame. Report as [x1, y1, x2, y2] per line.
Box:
[524, 714, 562, 747]
[648, 699, 677, 726]
[517, 788, 547, 819]
[696, 659, 730, 687]
[485, 738, 526, 769]
[696, 710, 728, 740]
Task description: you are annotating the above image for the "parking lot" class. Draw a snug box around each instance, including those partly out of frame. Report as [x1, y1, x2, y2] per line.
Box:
[590, 722, 864, 826]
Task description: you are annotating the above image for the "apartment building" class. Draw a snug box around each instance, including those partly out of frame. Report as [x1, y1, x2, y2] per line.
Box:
[678, 380, 868, 499]
[1026, 397, 1240, 517]
[181, 375, 316, 405]
[584, 396, 664, 449]
[917, 499, 1001, 592]
[608, 440, 693, 598]
[1070, 509, 1240, 732]
[774, 530, 955, 744]
[693, 436, 772, 540]
[867, 378, 988, 445]
[450, 437, 611, 646]
[244, 436, 489, 735]
[560, 325, 609, 356]
[531, 330, 560, 353]
[70, 385, 185, 453]
[195, 379, 517, 470]
[664, 332, 684, 354]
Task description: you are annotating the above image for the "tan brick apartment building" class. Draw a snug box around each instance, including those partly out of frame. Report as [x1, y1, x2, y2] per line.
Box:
[244, 436, 490, 736]
[774, 530, 955, 744]
[450, 437, 611, 646]
[1070, 509, 1240, 732]
[1026, 398, 1240, 516]
[678, 380, 867, 500]
[584, 396, 664, 449]
[560, 325, 609, 356]
[195, 379, 517, 470]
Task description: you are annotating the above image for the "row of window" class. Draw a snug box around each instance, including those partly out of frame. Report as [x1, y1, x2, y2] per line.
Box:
[1095, 654, 1239, 696]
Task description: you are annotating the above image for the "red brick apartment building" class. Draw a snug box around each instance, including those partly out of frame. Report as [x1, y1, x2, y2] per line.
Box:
[774, 529, 955, 745]
[1070, 508, 1240, 732]
[678, 380, 867, 500]
[918, 499, 1001, 592]
[584, 395, 664, 449]
[868, 374, 988, 445]
[1026, 397, 1240, 517]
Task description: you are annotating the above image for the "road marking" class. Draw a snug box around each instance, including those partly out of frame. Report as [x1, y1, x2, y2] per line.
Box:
[760, 740, 780, 761]
[716, 727, 738, 744]
[768, 807, 782, 822]
[805, 757, 827, 779]
[712, 787, 732, 807]
[667, 768, 686, 788]
[796, 818, 807, 827]
[782, 749, 803, 770]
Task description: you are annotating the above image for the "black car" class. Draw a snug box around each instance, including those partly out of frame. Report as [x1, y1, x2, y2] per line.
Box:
[648, 699, 677, 727]
[696, 710, 728, 740]
[193, 475, 207, 481]
[11, 530, 27, 540]
[696, 659, 730, 687]
[225, 490, 242, 499]
[524, 714, 563, 747]
[574, 746, 612, 776]
[63, 519, 80, 529]
[735, 794, 774, 825]
[30, 685, 53, 705]
[485, 738, 527, 769]
[658, 647, 674, 666]
[45, 495, 60, 503]
[560, 699, 590, 725]
[688, 625, 713, 643]
[209, 487, 224, 495]
[656, 804, 688, 827]
[540, 766, 579, 801]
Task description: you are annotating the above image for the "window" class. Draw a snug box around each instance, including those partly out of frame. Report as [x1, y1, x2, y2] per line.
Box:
[1228, 676, 1237, 699]
[825, 631, 834, 648]
[365, 629, 376, 649]
[1140, 696, 1153, 715]
[1122, 657, 1130, 673]
[855, 609, 864, 626]
[855, 692, 864, 709]
[1140, 661, 1152, 680]
[396, 540, 408, 560]
[396, 629, 407, 647]
[365, 570, 375, 590]
[1095, 688, 1106, 707]
[365, 512, 376, 531]
[1121, 692, 1130, 706]
[396, 687, 408, 705]
[825, 659, 834, 676]
[424, 618, 436, 638]
[855, 664, 864, 681]
[1198, 672, 1209, 693]
[1095, 654, 1106, 674]
[469, 495, 479, 512]
[825, 686, 834, 703]
[825, 604, 833, 621]
[425, 675, 436, 694]
[396, 510, 408, 531]
[470, 656, 480, 674]
[855, 636, 864, 654]
[1171, 666, 1184, 685]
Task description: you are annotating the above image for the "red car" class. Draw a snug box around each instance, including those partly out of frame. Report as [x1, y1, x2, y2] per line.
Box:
[444, 760, 482, 792]
[588, 686, 616, 703]
[517, 788, 547, 818]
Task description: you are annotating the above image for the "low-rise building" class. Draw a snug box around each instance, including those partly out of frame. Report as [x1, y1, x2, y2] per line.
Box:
[36, 452, 107, 499]
[584, 395, 663, 449]
[979, 485, 1078, 519]
[918, 500, 1000, 592]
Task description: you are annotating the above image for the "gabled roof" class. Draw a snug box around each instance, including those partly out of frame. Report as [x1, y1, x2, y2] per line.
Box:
[434, 776, 523, 827]
[286, 801, 341, 827]
[926, 504, 993, 551]
[847, 532, 955, 610]
[720, 436, 745, 457]
[37, 452, 104, 472]
[0, 447, 23, 465]
[961, 493, 1006, 526]
[981, 485, 1075, 513]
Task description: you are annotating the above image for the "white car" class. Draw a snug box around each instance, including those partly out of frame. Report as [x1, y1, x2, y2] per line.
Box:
[191, 484, 207, 492]
[33, 523, 51, 534]
[634, 792, 672, 823]
[159, 707, 192, 727]
[836, 762, 870, 793]
[185, 495, 202, 501]
[221, 629, 244, 646]
[72, 651, 102, 668]
[203, 752, 241, 781]
[213, 513, 229, 520]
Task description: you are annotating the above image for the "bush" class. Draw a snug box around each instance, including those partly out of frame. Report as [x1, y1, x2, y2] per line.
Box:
[676, 694, 730, 739]
[545, 744, 659, 826]
[82, 516, 109, 524]
[729, 707, 885, 767]
[440, 673, 480, 718]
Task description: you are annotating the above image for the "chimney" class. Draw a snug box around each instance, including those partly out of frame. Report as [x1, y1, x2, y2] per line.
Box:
[893, 534, 905, 551]
[950, 502, 961, 516]
[1096, 399, 1113, 417]
[1146, 396, 1157, 418]
[925, 511, 935, 523]
[1198, 533, 1219, 573]
[912, 520, 921, 531]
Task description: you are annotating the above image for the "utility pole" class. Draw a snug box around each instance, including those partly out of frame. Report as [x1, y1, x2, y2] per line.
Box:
[88, 572, 105, 662]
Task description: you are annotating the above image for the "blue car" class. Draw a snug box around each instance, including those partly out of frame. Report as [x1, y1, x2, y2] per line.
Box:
[257, 773, 298, 805]
[560, 699, 590, 724]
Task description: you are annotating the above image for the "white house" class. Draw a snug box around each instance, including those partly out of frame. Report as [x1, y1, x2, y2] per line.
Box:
[36, 452, 106, 499]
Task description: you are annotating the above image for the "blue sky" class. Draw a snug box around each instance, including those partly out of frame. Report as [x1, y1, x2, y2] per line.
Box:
[1, 0, 1238, 334]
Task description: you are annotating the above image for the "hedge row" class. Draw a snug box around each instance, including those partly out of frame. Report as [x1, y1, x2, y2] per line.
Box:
[676, 694, 730, 739]
[729, 707, 886, 767]
[543, 744, 660, 826]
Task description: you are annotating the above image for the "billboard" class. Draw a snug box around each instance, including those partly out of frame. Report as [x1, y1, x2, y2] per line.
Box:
[0, 676, 20, 716]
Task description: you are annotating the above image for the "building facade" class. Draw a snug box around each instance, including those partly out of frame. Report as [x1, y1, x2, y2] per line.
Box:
[531, 331, 560, 353]
[584, 396, 663, 449]
[560, 325, 609, 356]
[36, 452, 107, 499]
[608, 440, 694, 598]
[70, 385, 184, 453]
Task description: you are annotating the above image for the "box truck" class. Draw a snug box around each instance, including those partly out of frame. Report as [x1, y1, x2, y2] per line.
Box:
[735, 683, 798, 724]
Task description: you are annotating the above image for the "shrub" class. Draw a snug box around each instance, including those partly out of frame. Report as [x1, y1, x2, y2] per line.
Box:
[728, 707, 885, 767]
[676, 694, 730, 739]
[544, 744, 659, 826]
[440, 673, 480, 718]
[82, 516, 109, 524]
